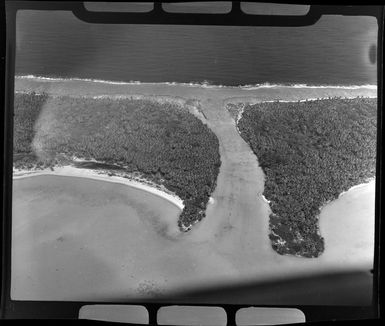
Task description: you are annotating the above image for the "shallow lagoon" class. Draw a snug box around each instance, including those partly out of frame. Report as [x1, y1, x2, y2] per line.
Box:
[12, 174, 374, 301]
[12, 175, 182, 300]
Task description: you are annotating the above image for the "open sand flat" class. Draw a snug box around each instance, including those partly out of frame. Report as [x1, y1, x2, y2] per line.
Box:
[12, 175, 184, 300]
[12, 77, 377, 301]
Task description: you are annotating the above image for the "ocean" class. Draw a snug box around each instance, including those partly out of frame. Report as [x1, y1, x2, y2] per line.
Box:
[15, 10, 378, 87]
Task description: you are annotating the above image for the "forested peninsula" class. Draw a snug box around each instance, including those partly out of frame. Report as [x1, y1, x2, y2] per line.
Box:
[13, 92, 221, 230]
[235, 98, 377, 257]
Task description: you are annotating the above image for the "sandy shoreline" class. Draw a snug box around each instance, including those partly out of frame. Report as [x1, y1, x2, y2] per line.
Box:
[338, 178, 376, 198]
[13, 166, 184, 210]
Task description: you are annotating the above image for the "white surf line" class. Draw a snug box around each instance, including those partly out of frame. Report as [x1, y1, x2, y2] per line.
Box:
[15, 75, 377, 90]
[14, 90, 44, 95]
[13, 166, 184, 210]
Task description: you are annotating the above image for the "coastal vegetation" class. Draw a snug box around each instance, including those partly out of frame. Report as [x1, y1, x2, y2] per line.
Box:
[236, 98, 377, 257]
[13, 92, 221, 230]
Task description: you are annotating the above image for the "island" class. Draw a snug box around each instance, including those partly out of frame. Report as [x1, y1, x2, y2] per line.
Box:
[231, 97, 377, 257]
[13, 91, 221, 231]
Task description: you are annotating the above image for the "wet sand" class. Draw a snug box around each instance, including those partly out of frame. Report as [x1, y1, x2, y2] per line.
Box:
[12, 78, 376, 301]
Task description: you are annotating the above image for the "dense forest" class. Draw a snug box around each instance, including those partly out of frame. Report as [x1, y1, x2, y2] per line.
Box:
[13, 92, 221, 230]
[237, 98, 377, 257]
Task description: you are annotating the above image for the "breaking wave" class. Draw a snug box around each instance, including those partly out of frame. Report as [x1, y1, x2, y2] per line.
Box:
[16, 75, 377, 90]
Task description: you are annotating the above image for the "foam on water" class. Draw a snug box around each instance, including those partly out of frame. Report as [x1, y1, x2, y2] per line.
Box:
[16, 75, 377, 91]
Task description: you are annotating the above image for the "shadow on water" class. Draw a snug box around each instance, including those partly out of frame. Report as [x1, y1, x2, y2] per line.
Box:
[369, 44, 377, 65]
[120, 270, 373, 306]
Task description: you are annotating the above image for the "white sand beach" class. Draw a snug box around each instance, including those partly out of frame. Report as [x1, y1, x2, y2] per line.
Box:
[13, 166, 184, 210]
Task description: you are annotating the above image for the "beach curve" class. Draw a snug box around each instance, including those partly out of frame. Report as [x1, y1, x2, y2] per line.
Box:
[13, 166, 184, 211]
